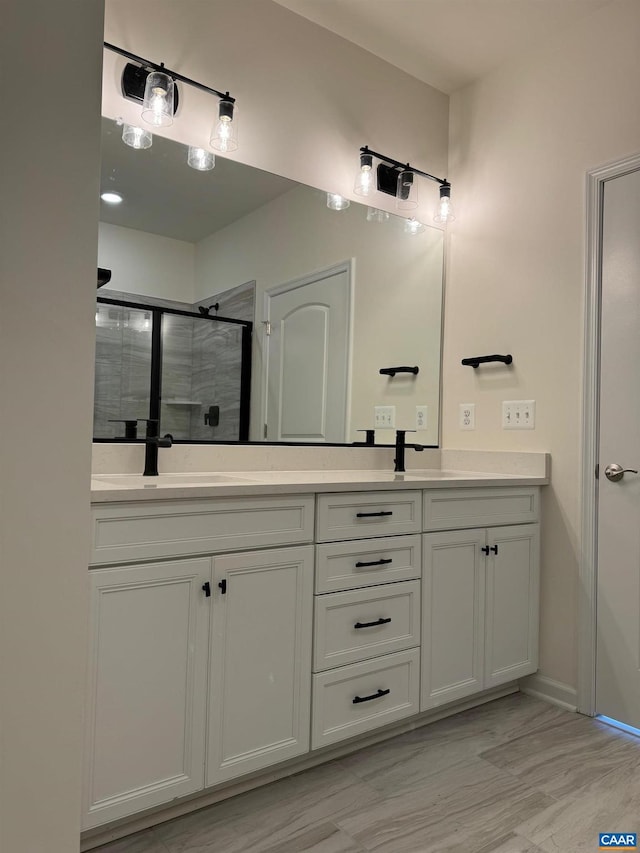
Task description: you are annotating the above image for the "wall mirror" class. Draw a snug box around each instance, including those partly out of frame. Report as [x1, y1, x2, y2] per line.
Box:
[95, 117, 445, 446]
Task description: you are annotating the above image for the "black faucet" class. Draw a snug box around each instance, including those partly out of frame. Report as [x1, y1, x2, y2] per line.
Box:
[142, 419, 173, 476]
[394, 429, 424, 472]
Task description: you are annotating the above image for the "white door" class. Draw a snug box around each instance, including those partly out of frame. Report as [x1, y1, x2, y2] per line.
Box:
[596, 167, 640, 728]
[207, 546, 313, 785]
[265, 263, 351, 442]
[83, 558, 211, 828]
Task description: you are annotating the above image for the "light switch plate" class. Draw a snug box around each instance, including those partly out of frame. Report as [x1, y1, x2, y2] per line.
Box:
[502, 400, 536, 429]
[374, 406, 396, 428]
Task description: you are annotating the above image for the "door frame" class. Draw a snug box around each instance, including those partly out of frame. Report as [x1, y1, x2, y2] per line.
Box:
[261, 259, 354, 442]
[579, 152, 640, 716]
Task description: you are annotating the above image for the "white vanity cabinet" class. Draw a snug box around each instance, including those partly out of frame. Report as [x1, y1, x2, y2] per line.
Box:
[421, 488, 540, 711]
[311, 491, 423, 749]
[84, 495, 315, 830]
[83, 557, 211, 829]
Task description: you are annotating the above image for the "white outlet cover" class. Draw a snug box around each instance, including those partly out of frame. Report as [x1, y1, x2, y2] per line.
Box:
[459, 403, 476, 430]
[416, 405, 428, 430]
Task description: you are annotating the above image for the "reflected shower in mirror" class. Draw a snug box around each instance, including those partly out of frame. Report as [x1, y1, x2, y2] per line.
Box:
[96, 117, 444, 446]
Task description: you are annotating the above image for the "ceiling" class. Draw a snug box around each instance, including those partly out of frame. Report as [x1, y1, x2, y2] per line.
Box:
[100, 118, 298, 242]
[273, 0, 609, 94]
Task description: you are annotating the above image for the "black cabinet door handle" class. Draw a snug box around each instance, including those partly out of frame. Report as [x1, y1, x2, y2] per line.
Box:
[202, 582, 211, 597]
[355, 558, 393, 568]
[489, 545, 499, 555]
[354, 617, 392, 629]
[352, 688, 391, 704]
[356, 511, 393, 518]
[218, 579, 227, 595]
[481, 545, 490, 555]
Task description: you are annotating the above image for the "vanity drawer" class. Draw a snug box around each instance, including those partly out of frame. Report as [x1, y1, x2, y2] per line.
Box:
[316, 491, 422, 543]
[311, 648, 420, 749]
[313, 580, 420, 672]
[315, 534, 421, 593]
[90, 495, 315, 565]
[423, 488, 539, 531]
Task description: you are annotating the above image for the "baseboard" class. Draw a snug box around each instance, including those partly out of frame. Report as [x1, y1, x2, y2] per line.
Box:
[519, 673, 578, 712]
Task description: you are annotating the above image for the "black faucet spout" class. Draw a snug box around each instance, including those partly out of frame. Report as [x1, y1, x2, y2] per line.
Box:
[394, 429, 424, 473]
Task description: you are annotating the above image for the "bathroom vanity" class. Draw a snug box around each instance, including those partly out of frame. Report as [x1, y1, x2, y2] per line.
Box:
[84, 468, 545, 840]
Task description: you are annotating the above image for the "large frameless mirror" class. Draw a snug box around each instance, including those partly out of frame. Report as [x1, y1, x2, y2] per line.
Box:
[95, 117, 445, 446]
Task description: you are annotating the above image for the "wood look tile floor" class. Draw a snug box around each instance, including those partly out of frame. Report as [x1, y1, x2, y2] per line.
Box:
[94, 693, 640, 853]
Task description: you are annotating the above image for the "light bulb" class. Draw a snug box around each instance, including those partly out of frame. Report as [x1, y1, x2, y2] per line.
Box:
[210, 98, 238, 152]
[143, 313, 151, 331]
[188, 146, 215, 171]
[404, 217, 425, 235]
[366, 207, 390, 223]
[122, 124, 152, 150]
[354, 151, 374, 197]
[327, 193, 350, 211]
[397, 169, 418, 210]
[141, 71, 174, 127]
[434, 183, 455, 223]
[101, 191, 123, 204]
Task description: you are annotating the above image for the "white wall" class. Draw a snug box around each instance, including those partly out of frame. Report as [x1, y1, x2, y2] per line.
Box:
[98, 222, 195, 301]
[195, 185, 444, 444]
[1, 2, 104, 851]
[102, 0, 449, 223]
[445, 0, 640, 689]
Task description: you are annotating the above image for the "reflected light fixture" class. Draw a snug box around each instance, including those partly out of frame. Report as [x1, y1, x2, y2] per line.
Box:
[122, 123, 152, 149]
[366, 207, 390, 223]
[101, 191, 123, 204]
[404, 217, 426, 235]
[354, 151, 373, 196]
[434, 181, 455, 223]
[210, 99, 238, 152]
[141, 70, 174, 127]
[188, 146, 215, 171]
[358, 145, 454, 225]
[327, 193, 350, 211]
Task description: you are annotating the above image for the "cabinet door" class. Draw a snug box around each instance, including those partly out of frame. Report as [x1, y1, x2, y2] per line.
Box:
[484, 524, 540, 688]
[83, 558, 211, 829]
[207, 546, 313, 785]
[421, 530, 485, 710]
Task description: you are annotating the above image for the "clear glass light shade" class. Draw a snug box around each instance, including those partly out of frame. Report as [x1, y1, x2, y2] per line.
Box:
[366, 207, 390, 223]
[397, 169, 418, 210]
[404, 217, 426, 235]
[434, 195, 455, 224]
[141, 71, 174, 127]
[187, 146, 215, 171]
[210, 99, 238, 152]
[354, 166, 373, 196]
[122, 124, 152, 149]
[326, 193, 350, 211]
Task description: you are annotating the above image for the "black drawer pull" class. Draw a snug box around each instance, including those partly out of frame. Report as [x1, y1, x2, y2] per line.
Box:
[490, 545, 499, 555]
[356, 510, 393, 518]
[355, 558, 393, 568]
[354, 617, 392, 629]
[481, 546, 490, 555]
[353, 688, 390, 704]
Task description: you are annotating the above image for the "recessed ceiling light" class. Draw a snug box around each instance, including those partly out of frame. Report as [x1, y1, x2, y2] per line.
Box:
[101, 191, 123, 204]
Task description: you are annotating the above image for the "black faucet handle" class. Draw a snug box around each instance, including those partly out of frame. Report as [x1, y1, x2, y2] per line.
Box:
[157, 434, 173, 448]
[356, 429, 376, 446]
[108, 419, 139, 439]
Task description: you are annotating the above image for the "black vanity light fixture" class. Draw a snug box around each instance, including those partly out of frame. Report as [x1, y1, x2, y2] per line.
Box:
[104, 42, 238, 158]
[355, 146, 455, 225]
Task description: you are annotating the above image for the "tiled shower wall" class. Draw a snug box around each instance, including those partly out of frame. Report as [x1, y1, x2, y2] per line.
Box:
[94, 281, 255, 441]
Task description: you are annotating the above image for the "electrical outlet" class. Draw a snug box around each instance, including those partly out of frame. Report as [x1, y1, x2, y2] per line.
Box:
[502, 400, 536, 429]
[459, 403, 476, 430]
[416, 405, 428, 430]
[374, 405, 396, 429]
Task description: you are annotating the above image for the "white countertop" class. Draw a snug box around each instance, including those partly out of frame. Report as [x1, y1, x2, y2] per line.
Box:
[90, 468, 549, 503]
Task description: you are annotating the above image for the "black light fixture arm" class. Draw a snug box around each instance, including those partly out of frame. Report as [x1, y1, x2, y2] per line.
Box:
[360, 145, 448, 188]
[104, 42, 235, 103]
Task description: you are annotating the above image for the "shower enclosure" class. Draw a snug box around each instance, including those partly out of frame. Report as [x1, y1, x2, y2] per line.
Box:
[93, 297, 252, 442]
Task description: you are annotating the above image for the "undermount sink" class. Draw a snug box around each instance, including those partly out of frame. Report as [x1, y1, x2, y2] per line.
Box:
[92, 473, 259, 488]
